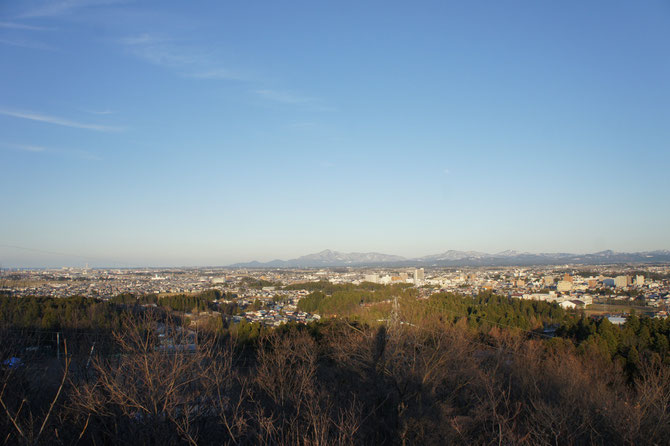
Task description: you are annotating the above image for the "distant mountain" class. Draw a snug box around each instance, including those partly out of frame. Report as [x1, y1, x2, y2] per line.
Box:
[230, 249, 407, 268]
[295, 249, 407, 265]
[494, 250, 531, 257]
[415, 250, 488, 262]
[229, 249, 670, 268]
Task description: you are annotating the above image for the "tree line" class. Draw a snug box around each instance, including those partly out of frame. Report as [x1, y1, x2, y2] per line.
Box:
[296, 282, 416, 315]
[2, 286, 670, 444]
[1, 312, 669, 445]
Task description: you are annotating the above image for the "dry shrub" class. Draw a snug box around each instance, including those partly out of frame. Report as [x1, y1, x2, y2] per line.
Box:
[3, 313, 669, 445]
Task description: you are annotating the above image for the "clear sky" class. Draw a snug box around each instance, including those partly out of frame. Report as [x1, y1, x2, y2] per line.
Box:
[1, 0, 669, 267]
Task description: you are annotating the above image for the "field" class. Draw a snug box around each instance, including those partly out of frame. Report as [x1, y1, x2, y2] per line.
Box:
[585, 302, 657, 317]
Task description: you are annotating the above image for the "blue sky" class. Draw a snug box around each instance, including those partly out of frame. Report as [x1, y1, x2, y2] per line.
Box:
[1, 0, 669, 267]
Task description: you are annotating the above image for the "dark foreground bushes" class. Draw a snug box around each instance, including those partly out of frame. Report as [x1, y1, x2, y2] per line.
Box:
[1, 314, 669, 445]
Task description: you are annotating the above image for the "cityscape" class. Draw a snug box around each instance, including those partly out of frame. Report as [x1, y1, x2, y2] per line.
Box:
[2, 0, 669, 444]
[3, 255, 669, 327]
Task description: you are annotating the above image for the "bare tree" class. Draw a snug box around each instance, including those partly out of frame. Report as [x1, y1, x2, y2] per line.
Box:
[70, 312, 224, 444]
[0, 339, 70, 445]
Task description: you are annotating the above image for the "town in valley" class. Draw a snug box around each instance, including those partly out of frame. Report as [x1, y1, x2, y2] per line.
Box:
[4, 257, 669, 328]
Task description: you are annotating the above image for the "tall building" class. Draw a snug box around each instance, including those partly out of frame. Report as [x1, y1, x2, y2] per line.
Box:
[364, 274, 379, 284]
[635, 275, 644, 286]
[414, 268, 425, 283]
[614, 275, 629, 288]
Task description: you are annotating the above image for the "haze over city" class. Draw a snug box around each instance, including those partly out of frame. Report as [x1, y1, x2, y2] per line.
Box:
[1, 0, 669, 267]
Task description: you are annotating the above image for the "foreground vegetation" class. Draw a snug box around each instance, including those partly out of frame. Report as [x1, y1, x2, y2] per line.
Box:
[1, 287, 669, 445]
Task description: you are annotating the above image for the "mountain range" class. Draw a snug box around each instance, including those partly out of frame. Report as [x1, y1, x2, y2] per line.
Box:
[229, 249, 670, 268]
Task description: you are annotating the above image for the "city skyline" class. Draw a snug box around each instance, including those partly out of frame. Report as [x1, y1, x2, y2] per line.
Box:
[1, 1, 669, 267]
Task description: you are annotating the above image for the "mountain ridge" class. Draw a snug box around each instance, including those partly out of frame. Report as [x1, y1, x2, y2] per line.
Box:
[229, 249, 670, 268]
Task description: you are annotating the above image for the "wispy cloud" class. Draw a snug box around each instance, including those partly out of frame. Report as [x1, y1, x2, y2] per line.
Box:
[1, 143, 47, 153]
[82, 109, 115, 115]
[127, 42, 202, 67]
[0, 38, 55, 51]
[121, 35, 327, 110]
[189, 68, 246, 81]
[19, 0, 80, 18]
[119, 33, 161, 46]
[119, 33, 248, 81]
[19, 0, 129, 19]
[0, 108, 123, 132]
[1, 142, 102, 160]
[255, 89, 315, 104]
[255, 89, 335, 112]
[0, 22, 54, 31]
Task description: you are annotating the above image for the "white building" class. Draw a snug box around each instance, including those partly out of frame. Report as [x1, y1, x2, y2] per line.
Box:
[364, 274, 379, 284]
[521, 292, 559, 303]
[413, 268, 425, 283]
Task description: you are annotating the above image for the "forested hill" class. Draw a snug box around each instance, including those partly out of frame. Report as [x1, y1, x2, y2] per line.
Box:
[1, 286, 669, 444]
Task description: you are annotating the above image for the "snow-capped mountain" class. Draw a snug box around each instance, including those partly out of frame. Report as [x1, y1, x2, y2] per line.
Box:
[415, 250, 488, 262]
[230, 249, 407, 268]
[291, 249, 407, 265]
[229, 249, 670, 268]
